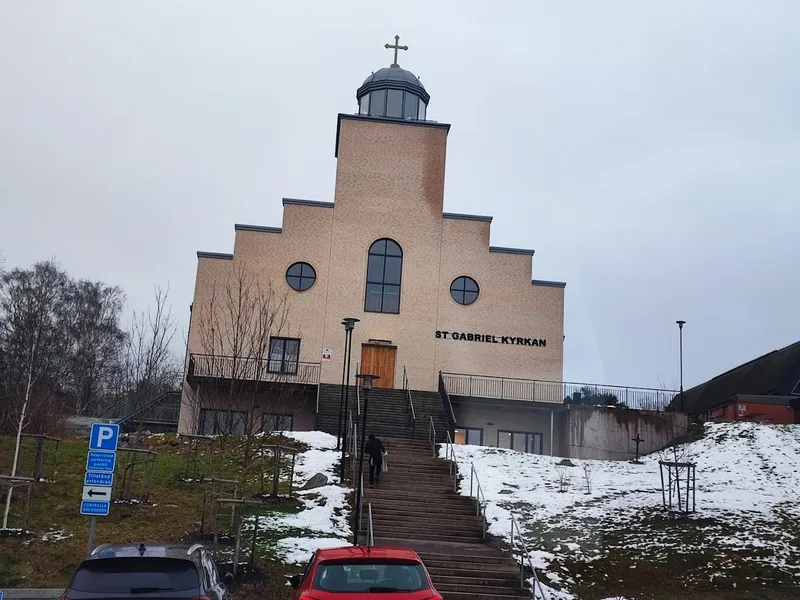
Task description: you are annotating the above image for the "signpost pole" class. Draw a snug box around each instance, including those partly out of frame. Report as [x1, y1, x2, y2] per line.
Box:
[87, 516, 97, 557]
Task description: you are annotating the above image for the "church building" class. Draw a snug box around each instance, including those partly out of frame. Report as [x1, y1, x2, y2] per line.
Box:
[178, 39, 567, 452]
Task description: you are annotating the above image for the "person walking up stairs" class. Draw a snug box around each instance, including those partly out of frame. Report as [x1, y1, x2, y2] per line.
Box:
[359, 437, 531, 600]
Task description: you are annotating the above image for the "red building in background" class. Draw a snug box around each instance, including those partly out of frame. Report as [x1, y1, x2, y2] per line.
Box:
[707, 394, 797, 424]
[674, 341, 800, 424]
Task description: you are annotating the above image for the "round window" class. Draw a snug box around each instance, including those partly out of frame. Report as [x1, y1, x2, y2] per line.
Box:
[286, 262, 317, 291]
[450, 276, 479, 306]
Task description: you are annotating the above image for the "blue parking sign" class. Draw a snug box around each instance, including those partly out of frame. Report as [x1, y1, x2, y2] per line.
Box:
[86, 451, 116, 473]
[89, 423, 120, 452]
[84, 471, 114, 487]
[81, 501, 110, 516]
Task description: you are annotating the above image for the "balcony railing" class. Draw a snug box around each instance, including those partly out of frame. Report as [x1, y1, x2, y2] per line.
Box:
[441, 372, 677, 411]
[190, 353, 321, 385]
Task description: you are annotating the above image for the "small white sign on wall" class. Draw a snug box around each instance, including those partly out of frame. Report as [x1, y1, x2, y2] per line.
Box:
[322, 348, 332, 361]
[738, 404, 746, 416]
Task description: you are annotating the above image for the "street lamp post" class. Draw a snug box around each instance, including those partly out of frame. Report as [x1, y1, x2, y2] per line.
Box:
[352, 373, 379, 546]
[676, 320, 686, 412]
[338, 318, 359, 479]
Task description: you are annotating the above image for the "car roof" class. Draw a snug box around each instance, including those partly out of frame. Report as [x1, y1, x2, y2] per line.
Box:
[87, 543, 204, 563]
[316, 546, 423, 562]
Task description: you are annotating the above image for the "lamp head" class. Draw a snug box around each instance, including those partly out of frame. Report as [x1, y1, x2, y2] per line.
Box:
[341, 317, 360, 332]
[676, 320, 686, 329]
[356, 373, 379, 391]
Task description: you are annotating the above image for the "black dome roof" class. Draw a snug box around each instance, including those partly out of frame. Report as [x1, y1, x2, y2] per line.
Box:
[361, 66, 426, 89]
[356, 65, 430, 104]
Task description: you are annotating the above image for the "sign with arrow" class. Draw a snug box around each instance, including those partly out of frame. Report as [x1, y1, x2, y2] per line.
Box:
[82, 485, 111, 502]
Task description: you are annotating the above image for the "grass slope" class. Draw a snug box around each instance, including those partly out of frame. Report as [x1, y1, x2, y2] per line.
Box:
[0, 433, 313, 600]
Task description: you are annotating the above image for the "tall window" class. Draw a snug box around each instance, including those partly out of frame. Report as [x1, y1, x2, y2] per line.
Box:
[365, 239, 403, 314]
[455, 427, 483, 446]
[268, 337, 300, 374]
[498, 430, 543, 454]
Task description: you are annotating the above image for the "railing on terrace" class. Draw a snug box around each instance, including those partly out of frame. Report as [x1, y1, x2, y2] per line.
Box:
[441, 372, 678, 411]
[103, 390, 181, 425]
[190, 353, 321, 385]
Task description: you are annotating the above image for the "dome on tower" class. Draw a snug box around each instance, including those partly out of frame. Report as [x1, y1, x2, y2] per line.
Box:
[356, 36, 430, 121]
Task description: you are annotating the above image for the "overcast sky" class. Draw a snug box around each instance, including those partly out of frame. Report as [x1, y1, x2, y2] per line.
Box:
[1, 1, 798, 391]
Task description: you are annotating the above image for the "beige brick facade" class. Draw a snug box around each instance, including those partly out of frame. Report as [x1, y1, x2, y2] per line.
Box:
[179, 112, 565, 432]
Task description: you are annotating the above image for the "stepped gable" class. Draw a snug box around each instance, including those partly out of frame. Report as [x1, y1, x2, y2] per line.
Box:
[359, 437, 531, 600]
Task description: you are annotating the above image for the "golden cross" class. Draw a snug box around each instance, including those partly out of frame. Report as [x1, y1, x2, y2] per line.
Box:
[384, 35, 408, 67]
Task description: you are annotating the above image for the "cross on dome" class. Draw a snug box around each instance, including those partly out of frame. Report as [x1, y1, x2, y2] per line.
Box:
[384, 35, 408, 68]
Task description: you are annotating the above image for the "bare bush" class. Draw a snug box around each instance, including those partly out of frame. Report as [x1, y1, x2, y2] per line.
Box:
[555, 465, 571, 493]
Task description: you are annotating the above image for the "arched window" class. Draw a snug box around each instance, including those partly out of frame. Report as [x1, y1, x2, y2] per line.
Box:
[364, 238, 403, 314]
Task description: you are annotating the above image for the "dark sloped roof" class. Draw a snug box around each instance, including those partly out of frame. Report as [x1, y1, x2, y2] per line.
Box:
[678, 340, 800, 413]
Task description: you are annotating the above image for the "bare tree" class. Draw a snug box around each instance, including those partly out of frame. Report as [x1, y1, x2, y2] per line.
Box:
[184, 263, 306, 496]
[63, 280, 127, 415]
[122, 286, 180, 444]
[0, 260, 68, 528]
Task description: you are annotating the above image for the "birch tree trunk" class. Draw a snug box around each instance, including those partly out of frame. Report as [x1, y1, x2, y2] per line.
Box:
[2, 352, 34, 529]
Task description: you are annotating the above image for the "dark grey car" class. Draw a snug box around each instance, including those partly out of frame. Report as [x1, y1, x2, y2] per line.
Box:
[62, 543, 233, 600]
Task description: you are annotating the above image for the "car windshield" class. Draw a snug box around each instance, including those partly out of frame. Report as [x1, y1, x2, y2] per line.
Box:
[313, 560, 428, 593]
[69, 558, 200, 593]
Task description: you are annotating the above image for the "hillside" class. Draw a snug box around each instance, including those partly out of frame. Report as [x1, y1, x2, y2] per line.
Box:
[0, 430, 350, 598]
[445, 422, 800, 600]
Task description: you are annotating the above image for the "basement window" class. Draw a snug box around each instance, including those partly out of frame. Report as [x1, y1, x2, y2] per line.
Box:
[262, 413, 293, 433]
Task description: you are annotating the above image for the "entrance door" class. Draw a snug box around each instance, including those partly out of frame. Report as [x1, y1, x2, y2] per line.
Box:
[360, 344, 396, 389]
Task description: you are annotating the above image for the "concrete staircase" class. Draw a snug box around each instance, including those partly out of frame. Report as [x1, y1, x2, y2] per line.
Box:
[360, 438, 531, 600]
[316, 384, 449, 442]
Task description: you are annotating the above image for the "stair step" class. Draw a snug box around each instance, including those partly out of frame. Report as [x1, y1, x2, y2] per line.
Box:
[432, 576, 522, 589]
[419, 553, 517, 566]
[435, 583, 529, 597]
[436, 593, 529, 600]
[425, 565, 521, 578]
[364, 530, 485, 544]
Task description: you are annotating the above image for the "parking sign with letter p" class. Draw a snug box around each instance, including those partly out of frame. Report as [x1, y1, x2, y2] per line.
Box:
[89, 423, 120, 452]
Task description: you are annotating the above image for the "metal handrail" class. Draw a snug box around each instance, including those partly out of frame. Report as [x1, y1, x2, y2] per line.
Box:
[355, 362, 362, 416]
[367, 502, 374, 548]
[403, 366, 417, 440]
[428, 416, 437, 458]
[350, 420, 358, 484]
[358, 470, 364, 535]
[438, 371, 457, 436]
[469, 462, 487, 537]
[443, 429, 458, 492]
[511, 513, 549, 600]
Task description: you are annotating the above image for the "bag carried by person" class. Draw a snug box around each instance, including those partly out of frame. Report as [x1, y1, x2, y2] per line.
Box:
[382, 451, 389, 472]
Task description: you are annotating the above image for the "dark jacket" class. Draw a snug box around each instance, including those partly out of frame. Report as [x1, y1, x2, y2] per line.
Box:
[364, 437, 385, 460]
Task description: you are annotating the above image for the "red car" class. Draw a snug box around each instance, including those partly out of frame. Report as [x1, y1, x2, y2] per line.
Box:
[290, 546, 442, 600]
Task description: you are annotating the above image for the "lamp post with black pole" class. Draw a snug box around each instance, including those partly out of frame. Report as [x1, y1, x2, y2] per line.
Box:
[338, 318, 359, 479]
[352, 373, 378, 546]
[676, 320, 686, 412]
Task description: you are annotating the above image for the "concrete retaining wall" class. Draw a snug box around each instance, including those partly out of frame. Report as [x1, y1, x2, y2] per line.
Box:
[568, 405, 688, 460]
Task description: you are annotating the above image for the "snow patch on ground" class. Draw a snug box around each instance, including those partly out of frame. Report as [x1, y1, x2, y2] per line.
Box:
[250, 431, 352, 564]
[442, 422, 800, 599]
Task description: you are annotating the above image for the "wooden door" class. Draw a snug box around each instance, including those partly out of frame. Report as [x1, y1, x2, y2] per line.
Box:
[360, 344, 396, 389]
